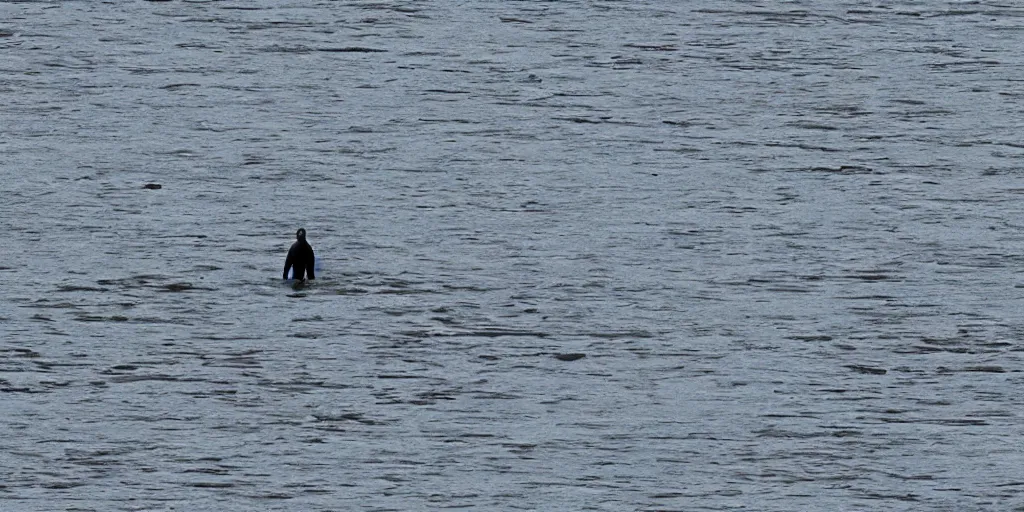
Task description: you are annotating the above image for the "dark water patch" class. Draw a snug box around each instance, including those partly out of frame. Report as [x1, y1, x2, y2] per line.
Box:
[189, 481, 238, 488]
[312, 412, 387, 426]
[106, 374, 203, 384]
[202, 356, 261, 368]
[624, 43, 677, 52]
[129, 316, 193, 325]
[786, 120, 839, 131]
[962, 366, 1006, 373]
[842, 273, 897, 281]
[159, 83, 200, 91]
[64, 446, 137, 461]
[158, 282, 213, 292]
[183, 467, 231, 475]
[803, 165, 876, 173]
[553, 116, 604, 124]
[259, 378, 351, 391]
[246, 491, 295, 499]
[412, 389, 459, 404]
[789, 335, 833, 342]
[403, 328, 551, 339]
[472, 391, 522, 400]
[154, 234, 209, 240]
[1, 387, 36, 393]
[553, 353, 585, 362]
[40, 481, 86, 489]
[586, 330, 654, 339]
[20, 300, 81, 310]
[96, 275, 172, 288]
[74, 314, 130, 322]
[318, 46, 387, 53]
[1, 348, 42, 358]
[243, 21, 326, 30]
[875, 417, 988, 427]
[55, 285, 109, 292]
[845, 365, 887, 375]
[192, 334, 261, 342]
[32, 359, 89, 370]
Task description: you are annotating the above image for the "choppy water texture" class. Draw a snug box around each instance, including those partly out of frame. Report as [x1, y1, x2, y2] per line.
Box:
[3, 1, 1024, 510]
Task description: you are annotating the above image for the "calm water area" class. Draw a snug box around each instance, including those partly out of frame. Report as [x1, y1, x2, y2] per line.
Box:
[3, 1, 1024, 510]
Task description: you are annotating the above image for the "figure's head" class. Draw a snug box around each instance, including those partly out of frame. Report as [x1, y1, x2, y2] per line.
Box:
[296, 228, 306, 241]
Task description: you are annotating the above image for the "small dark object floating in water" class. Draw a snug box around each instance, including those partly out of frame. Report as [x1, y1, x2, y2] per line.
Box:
[554, 353, 586, 362]
[143, 183, 162, 190]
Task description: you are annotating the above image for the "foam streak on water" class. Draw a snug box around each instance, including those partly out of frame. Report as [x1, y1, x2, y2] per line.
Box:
[2, 1, 1024, 510]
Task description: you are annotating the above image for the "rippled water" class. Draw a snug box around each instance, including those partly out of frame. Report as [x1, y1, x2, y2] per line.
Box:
[3, 1, 1024, 510]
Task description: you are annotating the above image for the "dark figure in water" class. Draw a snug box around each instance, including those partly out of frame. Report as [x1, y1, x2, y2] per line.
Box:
[283, 228, 315, 281]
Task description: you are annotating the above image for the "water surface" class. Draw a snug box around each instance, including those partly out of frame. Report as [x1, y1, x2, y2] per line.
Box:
[3, 1, 1024, 510]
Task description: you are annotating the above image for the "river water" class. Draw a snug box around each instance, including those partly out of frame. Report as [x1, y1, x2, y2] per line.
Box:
[2, 1, 1024, 511]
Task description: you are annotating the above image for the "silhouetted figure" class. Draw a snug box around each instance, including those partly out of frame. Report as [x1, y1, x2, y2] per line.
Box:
[283, 228, 315, 281]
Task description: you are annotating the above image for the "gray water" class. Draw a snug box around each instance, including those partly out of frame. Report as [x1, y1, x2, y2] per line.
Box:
[3, 1, 1024, 510]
